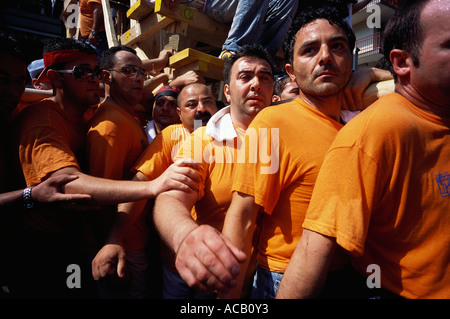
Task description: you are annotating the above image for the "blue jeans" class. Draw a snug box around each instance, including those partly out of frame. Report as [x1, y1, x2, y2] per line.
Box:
[205, 0, 298, 56]
[161, 263, 216, 299]
[251, 264, 284, 299]
[84, 31, 108, 57]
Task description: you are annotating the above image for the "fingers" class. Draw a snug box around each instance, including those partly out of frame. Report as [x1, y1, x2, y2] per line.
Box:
[165, 159, 202, 192]
[91, 245, 125, 281]
[92, 255, 114, 281]
[175, 226, 244, 293]
[116, 251, 127, 278]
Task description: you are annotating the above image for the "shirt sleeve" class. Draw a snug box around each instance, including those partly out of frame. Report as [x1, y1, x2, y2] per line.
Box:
[19, 125, 80, 186]
[303, 145, 384, 257]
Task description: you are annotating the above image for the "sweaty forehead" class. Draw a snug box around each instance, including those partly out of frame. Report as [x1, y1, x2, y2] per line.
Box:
[114, 50, 142, 67]
[233, 57, 272, 75]
[296, 19, 347, 44]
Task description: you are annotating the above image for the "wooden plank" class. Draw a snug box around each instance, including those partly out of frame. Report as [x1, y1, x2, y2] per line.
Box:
[169, 48, 224, 80]
[127, 0, 155, 21]
[101, 0, 119, 47]
[120, 13, 174, 47]
[154, 0, 229, 41]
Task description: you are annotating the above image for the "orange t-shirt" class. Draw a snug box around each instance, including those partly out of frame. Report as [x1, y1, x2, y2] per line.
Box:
[19, 99, 85, 186]
[86, 100, 148, 252]
[79, 0, 105, 38]
[232, 99, 344, 273]
[18, 99, 86, 232]
[303, 93, 450, 298]
[87, 101, 148, 180]
[176, 124, 249, 231]
[134, 123, 190, 180]
[134, 123, 190, 269]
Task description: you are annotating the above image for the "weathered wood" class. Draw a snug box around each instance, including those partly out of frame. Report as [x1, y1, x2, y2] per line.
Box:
[169, 48, 224, 81]
[120, 12, 173, 47]
[127, 0, 155, 21]
[101, 0, 119, 47]
[154, 0, 229, 45]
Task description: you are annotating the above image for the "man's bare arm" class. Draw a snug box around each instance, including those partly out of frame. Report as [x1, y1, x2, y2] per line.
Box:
[154, 188, 245, 294]
[91, 172, 150, 280]
[276, 229, 337, 299]
[0, 174, 91, 208]
[55, 158, 200, 205]
[220, 191, 260, 298]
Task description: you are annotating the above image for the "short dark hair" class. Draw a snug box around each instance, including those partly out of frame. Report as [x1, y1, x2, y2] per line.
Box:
[99, 45, 137, 70]
[43, 37, 97, 70]
[283, 6, 356, 65]
[382, 0, 429, 80]
[44, 37, 97, 55]
[273, 74, 292, 97]
[0, 31, 27, 65]
[223, 44, 275, 85]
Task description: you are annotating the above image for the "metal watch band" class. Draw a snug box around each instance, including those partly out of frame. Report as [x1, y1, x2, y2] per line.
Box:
[23, 186, 34, 209]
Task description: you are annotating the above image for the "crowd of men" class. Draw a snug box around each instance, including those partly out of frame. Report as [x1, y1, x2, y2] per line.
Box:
[0, 0, 448, 300]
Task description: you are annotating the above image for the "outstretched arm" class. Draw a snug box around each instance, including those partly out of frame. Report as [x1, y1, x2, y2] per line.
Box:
[0, 174, 91, 208]
[58, 158, 200, 205]
[153, 188, 246, 294]
[91, 160, 202, 280]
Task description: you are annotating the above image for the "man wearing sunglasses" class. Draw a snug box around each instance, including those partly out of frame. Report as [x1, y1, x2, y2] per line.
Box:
[15, 38, 200, 298]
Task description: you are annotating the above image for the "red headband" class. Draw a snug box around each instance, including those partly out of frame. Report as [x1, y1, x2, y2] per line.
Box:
[36, 49, 97, 82]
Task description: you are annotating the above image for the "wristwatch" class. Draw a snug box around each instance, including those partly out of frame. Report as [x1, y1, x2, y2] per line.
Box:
[23, 186, 34, 209]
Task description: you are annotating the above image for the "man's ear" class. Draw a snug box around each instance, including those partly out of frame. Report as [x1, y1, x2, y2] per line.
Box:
[102, 69, 112, 84]
[272, 95, 281, 103]
[285, 63, 297, 83]
[224, 83, 231, 104]
[390, 49, 412, 78]
[46, 69, 63, 89]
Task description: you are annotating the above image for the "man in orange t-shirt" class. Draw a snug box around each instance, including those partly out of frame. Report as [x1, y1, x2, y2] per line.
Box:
[15, 38, 200, 298]
[86, 45, 150, 298]
[152, 45, 275, 297]
[220, 7, 357, 299]
[278, 0, 450, 299]
[79, 0, 107, 55]
[91, 82, 218, 298]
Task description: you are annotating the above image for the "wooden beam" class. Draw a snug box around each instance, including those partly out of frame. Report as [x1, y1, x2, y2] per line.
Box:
[101, 0, 119, 47]
[127, 0, 155, 21]
[120, 13, 174, 47]
[154, 0, 229, 42]
[169, 48, 225, 80]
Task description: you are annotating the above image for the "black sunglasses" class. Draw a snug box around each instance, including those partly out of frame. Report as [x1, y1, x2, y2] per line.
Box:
[56, 65, 102, 81]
